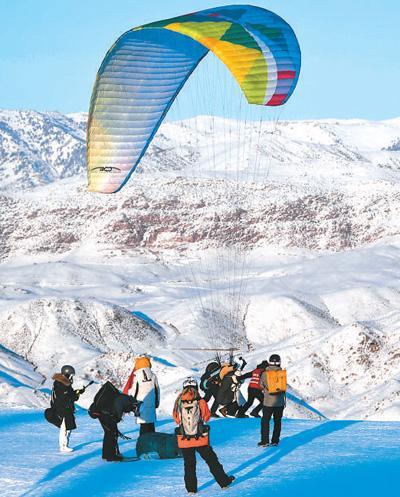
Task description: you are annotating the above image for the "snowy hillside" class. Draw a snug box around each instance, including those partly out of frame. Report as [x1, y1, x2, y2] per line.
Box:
[0, 345, 47, 409]
[0, 110, 399, 421]
[0, 111, 86, 189]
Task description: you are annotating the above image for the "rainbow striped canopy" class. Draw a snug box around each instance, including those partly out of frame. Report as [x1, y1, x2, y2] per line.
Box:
[87, 5, 301, 193]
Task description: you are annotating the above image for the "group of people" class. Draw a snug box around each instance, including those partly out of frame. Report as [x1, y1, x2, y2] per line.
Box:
[200, 354, 287, 447]
[47, 353, 286, 494]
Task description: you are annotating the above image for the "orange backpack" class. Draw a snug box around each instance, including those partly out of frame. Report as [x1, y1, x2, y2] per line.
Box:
[266, 369, 287, 394]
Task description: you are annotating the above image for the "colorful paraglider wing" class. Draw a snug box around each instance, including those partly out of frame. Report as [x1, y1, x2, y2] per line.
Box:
[87, 5, 301, 193]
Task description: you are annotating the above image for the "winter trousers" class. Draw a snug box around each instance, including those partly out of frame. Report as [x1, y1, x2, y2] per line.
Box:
[139, 422, 155, 435]
[182, 445, 231, 493]
[237, 388, 264, 416]
[100, 416, 120, 460]
[261, 406, 284, 444]
[203, 383, 220, 414]
[59, 419, 71, 450]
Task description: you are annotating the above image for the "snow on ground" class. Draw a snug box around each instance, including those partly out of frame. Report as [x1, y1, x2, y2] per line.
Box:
[0, 412, 398, 497]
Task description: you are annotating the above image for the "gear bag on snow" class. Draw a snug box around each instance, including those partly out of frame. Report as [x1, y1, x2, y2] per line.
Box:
[266, 369, 287, 394]
[88, 381, 120, 418]
[136, 432, 182, 459]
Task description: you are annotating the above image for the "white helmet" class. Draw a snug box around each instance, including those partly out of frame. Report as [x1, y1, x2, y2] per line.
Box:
[183, 377, 198, 389]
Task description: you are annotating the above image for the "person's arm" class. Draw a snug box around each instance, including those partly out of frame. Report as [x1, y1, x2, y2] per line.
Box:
[70, 388, 80, 402]
[130, 373, 139, 399]
[199, 399, 211, 422]
[240, 370, 253, 381]
[123, 370, 135, 395]
[172, 397, 181, 424]
[260, 371, 267, 392]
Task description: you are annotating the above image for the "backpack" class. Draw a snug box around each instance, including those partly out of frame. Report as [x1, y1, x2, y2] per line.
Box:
[266, 369, 287, 394]
[174, 389, 210, 448]
[88, 381, 120, 418]
[200, 362, 221, 391]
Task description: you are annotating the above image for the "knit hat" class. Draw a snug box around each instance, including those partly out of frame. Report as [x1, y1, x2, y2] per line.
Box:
[135, 355, 151, 370]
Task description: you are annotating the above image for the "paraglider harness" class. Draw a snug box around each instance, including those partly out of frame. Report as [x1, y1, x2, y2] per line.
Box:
[44, 380, 94, 428]
[88, 381, 141, 440]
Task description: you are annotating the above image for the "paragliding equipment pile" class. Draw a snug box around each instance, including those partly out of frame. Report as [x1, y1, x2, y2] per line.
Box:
[86, 5, 301, 362]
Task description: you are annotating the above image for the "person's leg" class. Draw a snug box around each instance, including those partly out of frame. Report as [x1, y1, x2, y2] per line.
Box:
[210, 398, 220, 415]
[100, 420, 110, 459]
[197, 445, 231, 488]
[226, 401, 239, 416]
[182, 448, 197, 493]
[210, 384, 220, 415]
[59, 418, 66, 449]
[203, 389, 212, 403]
[261, 406, 273, 444]
[237, 388, 254, 416]
[271, 407, 284, 444]
[250, 390, 264, 416]
[59, 419, 72, 451]
[140, 422, 155, 435]
[100, 418, 118, 459]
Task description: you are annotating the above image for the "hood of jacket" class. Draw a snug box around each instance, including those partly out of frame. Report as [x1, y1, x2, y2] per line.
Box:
[135, 356, 152, 370]
[52, 373, 72, 386]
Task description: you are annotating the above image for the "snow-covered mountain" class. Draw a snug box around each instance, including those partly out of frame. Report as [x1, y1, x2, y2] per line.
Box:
[0, 111, 400, 257]
[0, 110, 399, 420]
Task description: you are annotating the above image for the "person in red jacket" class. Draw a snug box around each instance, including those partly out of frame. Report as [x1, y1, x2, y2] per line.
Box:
[236, 360, 268, 418]
[173, 377, 235, 494]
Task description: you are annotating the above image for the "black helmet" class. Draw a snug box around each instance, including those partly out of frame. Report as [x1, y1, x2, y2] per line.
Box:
[269, 354, 281, 366]
[257, 360, 269, 369]
[61, 365, 76, 378]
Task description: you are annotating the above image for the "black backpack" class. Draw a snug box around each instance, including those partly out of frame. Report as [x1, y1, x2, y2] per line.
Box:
[88, 381, 120, 418]
[200, 361, 220, 391]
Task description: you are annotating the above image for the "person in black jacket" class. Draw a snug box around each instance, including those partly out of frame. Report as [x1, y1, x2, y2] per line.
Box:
[200, 361, 221, 417]
[89, 384, 141, 461]
[51, 365, 83, 453]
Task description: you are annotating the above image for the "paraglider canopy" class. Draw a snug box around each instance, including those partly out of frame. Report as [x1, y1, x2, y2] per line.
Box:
[87, 4, 301, 194]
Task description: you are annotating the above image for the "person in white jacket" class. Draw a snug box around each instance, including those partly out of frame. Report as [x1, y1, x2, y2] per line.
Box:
[123, 355, 160, 435]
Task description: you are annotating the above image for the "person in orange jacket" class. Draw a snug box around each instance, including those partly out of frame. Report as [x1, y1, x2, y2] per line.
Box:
[173, 377, 234, 494]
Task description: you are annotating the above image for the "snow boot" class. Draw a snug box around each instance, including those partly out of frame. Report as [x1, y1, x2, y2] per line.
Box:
[60, 446, 73, 453]
[257, 441, 269, 447]
[221, 475, 235, 489]
[106, 454, 124, 462]
[219, 407, 228, 417]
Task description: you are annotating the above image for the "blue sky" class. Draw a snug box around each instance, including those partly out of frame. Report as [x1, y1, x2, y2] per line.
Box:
[0, 0, 399, 120]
